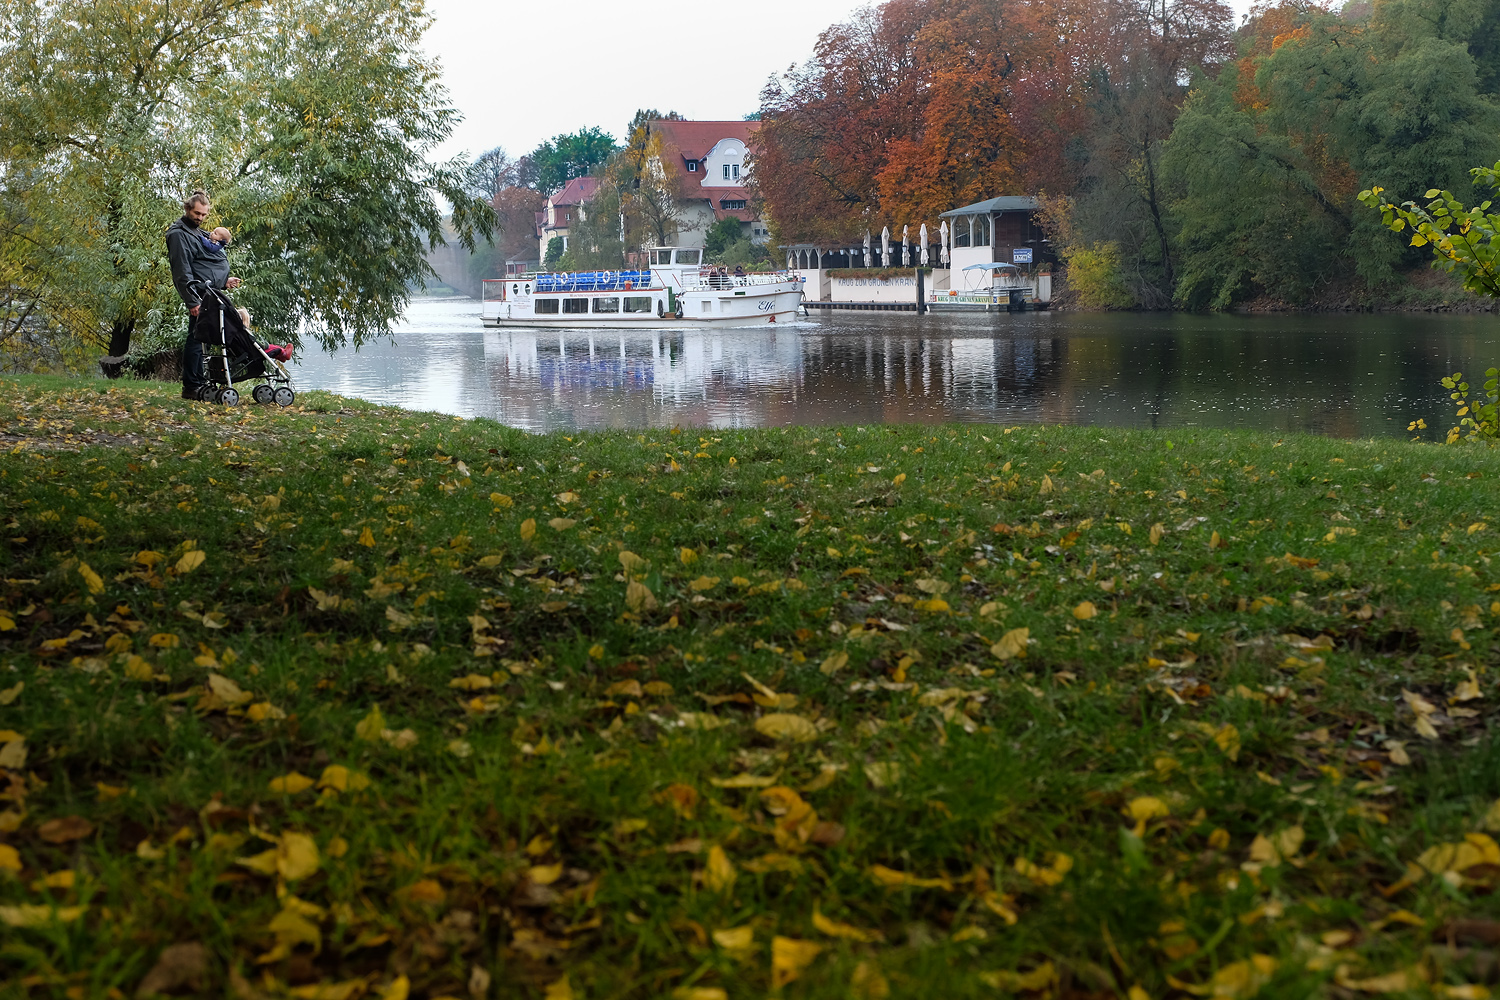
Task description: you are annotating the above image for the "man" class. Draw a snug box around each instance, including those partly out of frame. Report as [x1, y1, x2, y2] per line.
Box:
[165, 191, 241, 400]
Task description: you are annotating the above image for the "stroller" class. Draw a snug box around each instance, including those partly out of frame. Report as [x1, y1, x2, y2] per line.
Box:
[191, 286, 296, 407]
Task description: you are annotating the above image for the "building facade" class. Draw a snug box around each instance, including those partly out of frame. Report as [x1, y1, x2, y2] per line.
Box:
[535, 176, 600, 261]
[646, 120, 770, 249]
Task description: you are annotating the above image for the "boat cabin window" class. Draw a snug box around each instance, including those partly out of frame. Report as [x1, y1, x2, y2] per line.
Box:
[974, 215, 991, 247]
[623, 296, 654, 313]
[651, 249, 673, 265]
[563, 298, 589, 314]
[952, 221, 970, 248]
[593, 297, 620, 313]
[674, 249, 700, 265]
[534, 298, 559, 314]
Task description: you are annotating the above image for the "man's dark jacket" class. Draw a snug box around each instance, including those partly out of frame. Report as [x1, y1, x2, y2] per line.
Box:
[165, 217, 230, 308]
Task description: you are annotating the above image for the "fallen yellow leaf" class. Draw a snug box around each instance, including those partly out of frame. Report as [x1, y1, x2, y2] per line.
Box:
[269, 772, 316, 795]
[813, 906, 884, 942]
[705, 845, 736, 893]
[755, 714, 819, 743]
[771, 936, 823, 988]
[990, 627, 1029, 660]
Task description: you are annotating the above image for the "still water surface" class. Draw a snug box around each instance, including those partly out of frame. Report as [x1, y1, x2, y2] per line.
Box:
[292, 296, 1500, 438]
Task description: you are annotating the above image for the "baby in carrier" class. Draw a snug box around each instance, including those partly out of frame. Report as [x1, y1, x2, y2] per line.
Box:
[236, 307, 293, 362]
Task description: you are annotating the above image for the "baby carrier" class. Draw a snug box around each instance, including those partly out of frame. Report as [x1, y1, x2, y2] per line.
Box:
[190, 286, 296, 407]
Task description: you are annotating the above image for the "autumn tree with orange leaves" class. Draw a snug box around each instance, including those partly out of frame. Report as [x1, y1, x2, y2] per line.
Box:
[755, 0, 1228, 254]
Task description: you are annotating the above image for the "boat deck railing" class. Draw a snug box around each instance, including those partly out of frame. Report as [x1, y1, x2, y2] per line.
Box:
[685, 270, 797, 292]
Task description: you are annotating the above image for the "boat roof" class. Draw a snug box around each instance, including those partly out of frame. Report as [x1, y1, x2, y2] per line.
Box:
[940, 196, 1040, 218]
[963, 262, 1022, 270]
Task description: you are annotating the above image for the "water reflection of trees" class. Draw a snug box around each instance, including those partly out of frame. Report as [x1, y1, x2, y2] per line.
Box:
[293, 301, 1500, 434]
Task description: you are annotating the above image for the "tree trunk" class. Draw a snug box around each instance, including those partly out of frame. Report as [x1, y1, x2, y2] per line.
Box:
[101, 318, 134, 378]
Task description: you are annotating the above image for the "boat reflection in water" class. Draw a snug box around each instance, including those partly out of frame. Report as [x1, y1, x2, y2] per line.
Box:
[478, 323, 1070, 431]
[291, 297, 1500, 437]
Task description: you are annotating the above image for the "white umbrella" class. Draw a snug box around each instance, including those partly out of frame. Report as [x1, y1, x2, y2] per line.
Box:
[881, 226, 890, 267]
[919, 223, 929, 266]
[901, 225, 909, 267]
[940, 221, 950, 265]
[863, 231, 872, 268]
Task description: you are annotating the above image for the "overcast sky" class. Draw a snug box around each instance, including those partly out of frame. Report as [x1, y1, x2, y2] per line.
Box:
[422, 0, 1258, 167]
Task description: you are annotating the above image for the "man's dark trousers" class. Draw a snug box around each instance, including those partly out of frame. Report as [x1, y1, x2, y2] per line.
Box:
[183, 309, 207, 395]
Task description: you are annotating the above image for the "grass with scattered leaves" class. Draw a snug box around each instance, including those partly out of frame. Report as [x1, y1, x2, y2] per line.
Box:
[4, 375, 1500, 1000]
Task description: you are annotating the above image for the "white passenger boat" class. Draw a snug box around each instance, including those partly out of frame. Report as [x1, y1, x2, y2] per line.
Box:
[481, 247, 804, 328]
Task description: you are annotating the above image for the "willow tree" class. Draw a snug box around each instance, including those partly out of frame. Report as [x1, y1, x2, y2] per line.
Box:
[0, 0, 493, 372]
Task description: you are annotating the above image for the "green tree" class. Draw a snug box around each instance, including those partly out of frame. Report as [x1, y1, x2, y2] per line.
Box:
[703, 217, 746, 261]
[544, 236, 565, 270]
[527, 127, 618, 194]
[0, 0, 494, 370]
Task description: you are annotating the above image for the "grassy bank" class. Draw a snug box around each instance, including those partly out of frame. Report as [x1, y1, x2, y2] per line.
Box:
[3, 376, 1500, 999]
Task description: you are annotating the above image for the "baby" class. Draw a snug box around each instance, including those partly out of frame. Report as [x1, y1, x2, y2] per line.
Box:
[236, 307, 293, 362]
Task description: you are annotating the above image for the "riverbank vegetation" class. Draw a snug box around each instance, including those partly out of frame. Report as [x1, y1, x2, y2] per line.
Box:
[5, 377, 1500, 997]
[0, 0, 495, 376]
[754, 0, 1500, 313]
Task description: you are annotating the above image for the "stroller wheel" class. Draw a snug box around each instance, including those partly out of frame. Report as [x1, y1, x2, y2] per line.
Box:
[252, 384, 274, 405]
[273, 387, 295, 407]
[220, 387, 240, 407]
[195, 385, 214, 401]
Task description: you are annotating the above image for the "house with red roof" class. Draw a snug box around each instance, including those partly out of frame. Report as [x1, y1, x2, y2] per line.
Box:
[536, 175, 600, 261]
[646, 119, 769, 249]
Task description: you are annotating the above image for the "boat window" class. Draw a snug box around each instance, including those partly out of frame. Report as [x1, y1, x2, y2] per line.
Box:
[652, 249, 673, 265]
[534, 298, 559, 314]
[593, 297, 620, 313]
[623, 296, 653, 313]
[675, 249, 701, 265]
[953, 220, 970, 248]
[563, 298, 589, 314]
[974, 215, 991, 247]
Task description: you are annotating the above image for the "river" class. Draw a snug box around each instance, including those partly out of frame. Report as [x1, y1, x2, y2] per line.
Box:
[290, 296, 1500, 438]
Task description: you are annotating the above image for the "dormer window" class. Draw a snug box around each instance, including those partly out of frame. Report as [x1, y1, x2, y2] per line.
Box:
[687, 161, 697, 172]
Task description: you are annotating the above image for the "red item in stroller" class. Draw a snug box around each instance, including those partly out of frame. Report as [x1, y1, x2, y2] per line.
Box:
[191, 286, 296, 406]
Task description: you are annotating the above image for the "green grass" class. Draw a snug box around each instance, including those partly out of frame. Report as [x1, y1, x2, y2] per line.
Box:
[2, 375, 1500, 999]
